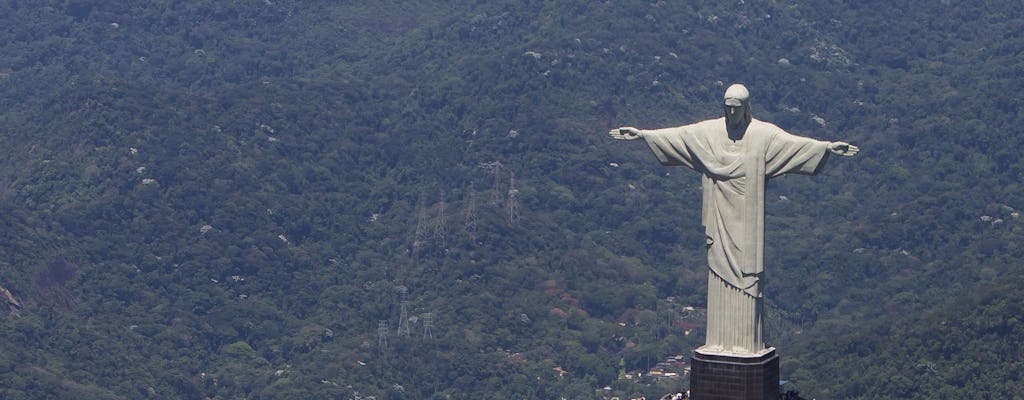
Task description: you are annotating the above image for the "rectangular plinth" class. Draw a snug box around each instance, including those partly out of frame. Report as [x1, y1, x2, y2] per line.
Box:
[689, 348, 779, 400]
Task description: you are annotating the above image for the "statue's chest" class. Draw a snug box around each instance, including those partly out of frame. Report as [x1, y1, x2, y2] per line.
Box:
[716, 141, 745, 164]
[701, 132, 766, 179]
[723, 141, 744, 154]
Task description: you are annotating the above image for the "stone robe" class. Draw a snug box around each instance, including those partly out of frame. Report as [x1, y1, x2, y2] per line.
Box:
[642, 117, 830, 354]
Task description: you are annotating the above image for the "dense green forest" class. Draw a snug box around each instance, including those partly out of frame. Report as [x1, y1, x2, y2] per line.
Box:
[0, 1, 1022, 399]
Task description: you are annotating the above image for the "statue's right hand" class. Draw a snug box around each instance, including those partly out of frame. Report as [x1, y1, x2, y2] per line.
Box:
[609, 127, 642, 140]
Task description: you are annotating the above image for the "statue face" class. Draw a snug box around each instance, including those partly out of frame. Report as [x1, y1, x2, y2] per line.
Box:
[723, 84, 751, 130]
[725, 104, 748, 128]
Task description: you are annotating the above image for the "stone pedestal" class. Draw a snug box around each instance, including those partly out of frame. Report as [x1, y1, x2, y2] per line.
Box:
[689, 347, 779, 400]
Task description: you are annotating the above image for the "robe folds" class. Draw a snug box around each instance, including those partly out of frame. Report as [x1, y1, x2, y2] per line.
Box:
[642, 117, 830, 354]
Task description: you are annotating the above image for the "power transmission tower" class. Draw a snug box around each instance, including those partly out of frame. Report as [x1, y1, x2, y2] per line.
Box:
[378, 320, 389, 350]
[463, 183, 479, 241]
[422, 313, 434, 340]
[507, 171, 520, 226]
[434, 191, 448, 249]
[413, 192, 428, 258]
[397, 288, 411, 338]
[479, 161, 504, 205]
[625, 182, 647, 208]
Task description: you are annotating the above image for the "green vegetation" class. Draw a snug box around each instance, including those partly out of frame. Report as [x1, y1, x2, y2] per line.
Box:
[0, 1, 1022, 398]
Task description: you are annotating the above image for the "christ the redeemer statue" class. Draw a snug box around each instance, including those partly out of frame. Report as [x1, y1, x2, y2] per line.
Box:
[610, 84, 858, 356]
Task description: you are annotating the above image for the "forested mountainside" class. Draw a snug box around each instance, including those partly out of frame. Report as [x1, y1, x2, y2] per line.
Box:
[0, 1, 1022, 399]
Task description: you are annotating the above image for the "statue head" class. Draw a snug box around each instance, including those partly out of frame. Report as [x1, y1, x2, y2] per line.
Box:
[724, 84, 751, 129]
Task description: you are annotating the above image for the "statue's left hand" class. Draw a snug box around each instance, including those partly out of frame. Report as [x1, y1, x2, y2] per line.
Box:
[609, 127, 643, 140]
[828, 141, 859, 156]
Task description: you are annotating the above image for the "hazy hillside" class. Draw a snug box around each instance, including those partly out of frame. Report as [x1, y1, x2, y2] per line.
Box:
[0, 1, 1022, 399]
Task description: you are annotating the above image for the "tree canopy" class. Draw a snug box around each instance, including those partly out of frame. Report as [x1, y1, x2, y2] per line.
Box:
[0, 1, 1022, 398]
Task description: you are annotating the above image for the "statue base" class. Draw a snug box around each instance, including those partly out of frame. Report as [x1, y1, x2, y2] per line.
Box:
[689, 347, 779, 400]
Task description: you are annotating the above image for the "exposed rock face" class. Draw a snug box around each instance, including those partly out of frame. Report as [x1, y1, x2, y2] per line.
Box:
[1, 285, 21, 316]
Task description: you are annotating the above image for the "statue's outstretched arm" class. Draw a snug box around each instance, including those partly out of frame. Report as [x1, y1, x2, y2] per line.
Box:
[828, 141, 860, 156]
[609, 127, 643, 140]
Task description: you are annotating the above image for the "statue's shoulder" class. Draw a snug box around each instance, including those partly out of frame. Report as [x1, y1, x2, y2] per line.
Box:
[749, 119, 787, 135]
[750, 118, 781, 129]
[688, 118, 724, 132]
